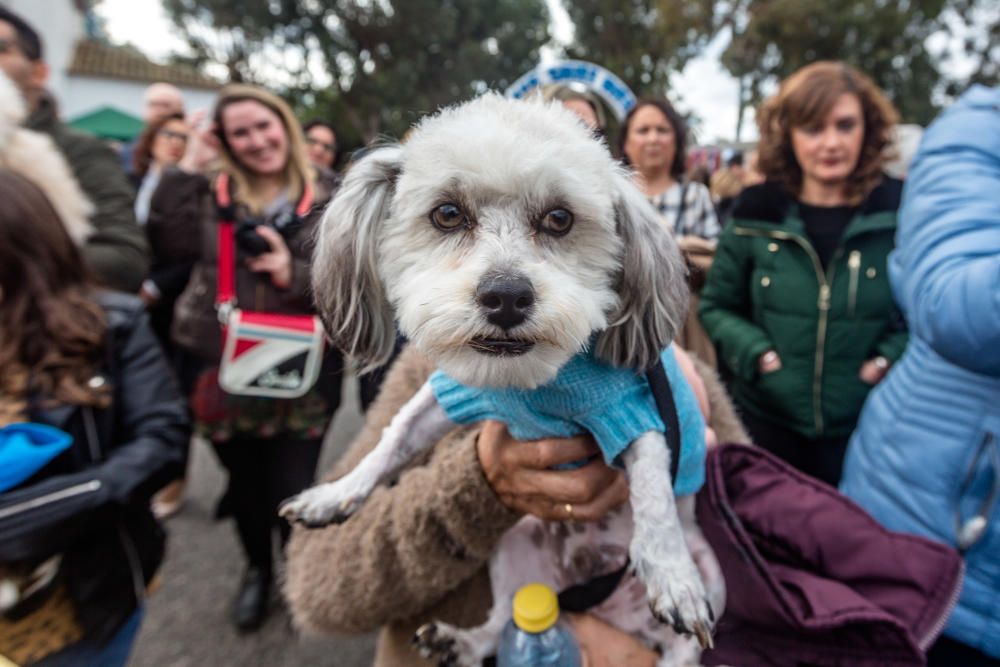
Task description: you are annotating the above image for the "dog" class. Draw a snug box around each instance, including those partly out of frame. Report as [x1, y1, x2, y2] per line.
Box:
[281, 94, 722, 665]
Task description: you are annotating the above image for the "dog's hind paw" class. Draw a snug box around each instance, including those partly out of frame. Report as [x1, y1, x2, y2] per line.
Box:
[412, 622, 479, 667]
[278, 484, 365, 528]
[634, 553, 716, 650]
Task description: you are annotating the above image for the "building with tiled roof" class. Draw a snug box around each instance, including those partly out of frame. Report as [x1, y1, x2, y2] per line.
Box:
[3, 0, 221, 141]
[68, 38, 219, 90]
[60, 37, 221, 139]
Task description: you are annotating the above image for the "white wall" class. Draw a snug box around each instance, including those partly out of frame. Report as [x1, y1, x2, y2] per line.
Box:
[62, 75, 218, 120]
[2, 0, 84, 99]
[1, 0, 219, 122]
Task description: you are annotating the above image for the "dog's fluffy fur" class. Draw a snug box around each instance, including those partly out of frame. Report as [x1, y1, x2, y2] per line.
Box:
[311, 94, 688, 388]
[285, 94, 718, 665]
[0, 71, 93, 245]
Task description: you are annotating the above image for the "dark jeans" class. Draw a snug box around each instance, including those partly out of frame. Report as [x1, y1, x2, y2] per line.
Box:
[927, 635, 1000, 667]
[34, 608, 143, 667]
[211, 435, 323, 571]
[739, 410, 850, 487]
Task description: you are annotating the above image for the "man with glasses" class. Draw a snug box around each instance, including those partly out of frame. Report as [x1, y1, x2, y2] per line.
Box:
[0, 7, 148, 293]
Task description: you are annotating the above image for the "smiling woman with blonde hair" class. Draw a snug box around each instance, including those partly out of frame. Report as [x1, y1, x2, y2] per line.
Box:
[148, 83, 343, 632]
[699, 61, 907, 486]
[207, 85, 317, 213]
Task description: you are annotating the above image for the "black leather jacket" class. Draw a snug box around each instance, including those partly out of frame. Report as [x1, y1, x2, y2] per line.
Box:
[0, 292, 190, 641]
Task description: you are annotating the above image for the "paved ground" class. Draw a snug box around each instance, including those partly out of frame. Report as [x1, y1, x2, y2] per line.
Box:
[129, 376, 377, 667]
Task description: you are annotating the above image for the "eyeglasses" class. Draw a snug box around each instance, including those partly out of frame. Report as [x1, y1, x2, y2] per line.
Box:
[0, 37, 20, 55]
[0, 35, 40, 61]
[157, 129, 189, 143]
[306, 136, 336, 153]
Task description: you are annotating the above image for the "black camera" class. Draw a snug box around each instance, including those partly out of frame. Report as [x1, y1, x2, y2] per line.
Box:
[234, 210, 304, 257]
[234, 219, 271, 257]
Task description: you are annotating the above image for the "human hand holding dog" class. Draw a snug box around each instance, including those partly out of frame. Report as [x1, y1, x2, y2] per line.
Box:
[567, 613, 658, 667]
[477, 420, 628, 522]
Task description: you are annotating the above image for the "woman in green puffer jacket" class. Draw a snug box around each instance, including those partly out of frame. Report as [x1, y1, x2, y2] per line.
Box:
[699, 62, 908, 485]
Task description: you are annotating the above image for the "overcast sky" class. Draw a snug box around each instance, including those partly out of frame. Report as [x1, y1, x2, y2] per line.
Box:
[99, 0, 988, 144]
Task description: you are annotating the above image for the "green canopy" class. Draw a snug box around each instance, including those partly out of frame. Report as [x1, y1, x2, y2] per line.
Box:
[68, 106, 144, 142]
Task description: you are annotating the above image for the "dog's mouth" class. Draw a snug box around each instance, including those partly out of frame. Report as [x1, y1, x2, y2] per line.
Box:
[468, 337, 535, 356]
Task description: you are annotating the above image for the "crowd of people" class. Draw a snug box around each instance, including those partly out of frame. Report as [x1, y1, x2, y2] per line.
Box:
[0, 4, 997, 667]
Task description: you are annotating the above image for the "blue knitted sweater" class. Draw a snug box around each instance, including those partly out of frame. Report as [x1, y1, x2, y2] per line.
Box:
[430, 344, 705, 496]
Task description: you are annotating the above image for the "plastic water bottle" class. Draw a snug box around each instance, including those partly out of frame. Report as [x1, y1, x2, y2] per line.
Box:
[497, 583, 582, 667]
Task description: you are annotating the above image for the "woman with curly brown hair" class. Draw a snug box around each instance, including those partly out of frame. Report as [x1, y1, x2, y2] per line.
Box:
[699, 61, 908, 485]
[0, 169, 188, 666]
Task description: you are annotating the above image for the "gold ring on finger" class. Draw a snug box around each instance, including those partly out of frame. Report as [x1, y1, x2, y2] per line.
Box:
[564, 503, 574, 520]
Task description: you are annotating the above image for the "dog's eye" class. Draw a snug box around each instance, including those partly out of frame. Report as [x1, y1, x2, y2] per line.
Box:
[539, 208, 574, 236]
[430, 203, 467, 231]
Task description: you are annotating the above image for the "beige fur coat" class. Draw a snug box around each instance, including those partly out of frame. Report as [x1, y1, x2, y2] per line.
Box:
[284, 347, 748, 666]
[0, 71, 92, 244]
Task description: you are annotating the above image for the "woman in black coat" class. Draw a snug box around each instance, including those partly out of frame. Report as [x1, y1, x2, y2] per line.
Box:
[0, 169, 189, 667]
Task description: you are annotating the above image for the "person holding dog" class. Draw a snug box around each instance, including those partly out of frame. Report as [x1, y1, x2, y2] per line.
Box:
[154, 84, 342, 632]
[699, 61, 907, 485]
[285, 344, 741, 666]
[282, 94, 758, 665]
[841, 84, 1000, 666]
[0, 168, 189, 667]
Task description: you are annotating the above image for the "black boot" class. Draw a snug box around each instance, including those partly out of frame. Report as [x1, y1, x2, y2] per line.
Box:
[232, 565, 271, 632]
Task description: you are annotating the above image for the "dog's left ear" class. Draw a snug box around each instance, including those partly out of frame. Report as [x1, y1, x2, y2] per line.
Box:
[595, 168, 690, 370]
[312, 145, 403, 372]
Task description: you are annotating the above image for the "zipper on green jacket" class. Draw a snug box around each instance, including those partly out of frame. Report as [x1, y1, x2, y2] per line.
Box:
[847, 250, 861, 317]
[734, 226, 842, 435]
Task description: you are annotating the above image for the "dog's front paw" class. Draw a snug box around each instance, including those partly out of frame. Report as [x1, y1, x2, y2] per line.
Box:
[633, 551, 715, 649]
[278, 483, 366, 528]
[412, 622, 480, 667]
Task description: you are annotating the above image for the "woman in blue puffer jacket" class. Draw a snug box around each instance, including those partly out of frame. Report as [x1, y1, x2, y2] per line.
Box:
[840, 84, 1000, 666]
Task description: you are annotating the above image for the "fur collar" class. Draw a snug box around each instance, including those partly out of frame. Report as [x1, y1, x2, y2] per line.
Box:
[732, 176, 903, 224]
[0, 72, 94, 244]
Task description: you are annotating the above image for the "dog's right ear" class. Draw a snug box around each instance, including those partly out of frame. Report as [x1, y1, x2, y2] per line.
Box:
[595, 167, 690, 370]
[312, 145, 402, 372]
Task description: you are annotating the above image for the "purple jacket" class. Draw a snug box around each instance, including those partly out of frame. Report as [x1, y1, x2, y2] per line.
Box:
[697, 444, 963, 666]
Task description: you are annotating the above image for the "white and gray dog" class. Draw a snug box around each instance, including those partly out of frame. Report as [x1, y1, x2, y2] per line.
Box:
[282, 94, 722, 665]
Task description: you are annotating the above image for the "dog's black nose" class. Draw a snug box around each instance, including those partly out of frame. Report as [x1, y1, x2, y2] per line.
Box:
[476, 275, 534, 330]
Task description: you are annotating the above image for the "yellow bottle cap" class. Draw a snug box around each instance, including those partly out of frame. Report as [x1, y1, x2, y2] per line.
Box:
[512, 583, 559, 633]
